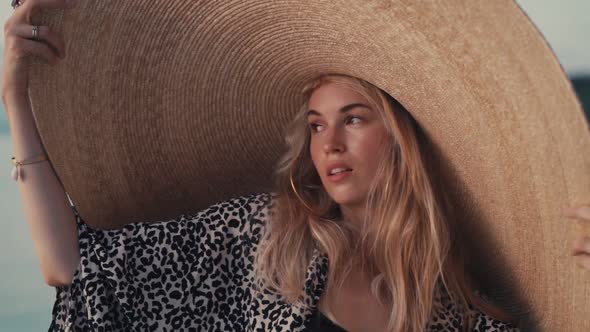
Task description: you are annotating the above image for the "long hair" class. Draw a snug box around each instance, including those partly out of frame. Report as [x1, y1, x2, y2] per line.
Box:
[254, 73, 515, 332]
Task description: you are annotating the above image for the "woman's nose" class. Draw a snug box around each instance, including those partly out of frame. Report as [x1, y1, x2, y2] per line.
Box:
[322, 127, 345, 153]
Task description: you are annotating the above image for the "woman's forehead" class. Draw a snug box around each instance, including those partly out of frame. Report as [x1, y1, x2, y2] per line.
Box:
[308, 84, 371, 112]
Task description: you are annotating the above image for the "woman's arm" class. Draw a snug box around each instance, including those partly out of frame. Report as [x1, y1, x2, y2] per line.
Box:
[4, 92, 79, 287]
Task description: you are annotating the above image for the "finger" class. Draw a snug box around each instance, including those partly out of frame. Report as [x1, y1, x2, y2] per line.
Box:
[13, 0, 75, 25]
[7, 35, 61, 65]
[572, 236, 590, 256]
[573, 253, 590, 270]
[562, 205, 590, 222]
[9, 23, 65, 58]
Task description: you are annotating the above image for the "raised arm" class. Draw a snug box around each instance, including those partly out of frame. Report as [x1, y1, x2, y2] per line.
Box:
[2, 0, 79, 287]
[3, 92, 80, 287]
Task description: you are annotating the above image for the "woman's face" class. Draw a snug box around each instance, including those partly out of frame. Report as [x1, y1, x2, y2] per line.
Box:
[307, 83, 390, 212]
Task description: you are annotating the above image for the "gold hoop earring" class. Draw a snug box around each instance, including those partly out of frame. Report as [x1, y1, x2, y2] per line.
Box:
[289, 169, 316, 214]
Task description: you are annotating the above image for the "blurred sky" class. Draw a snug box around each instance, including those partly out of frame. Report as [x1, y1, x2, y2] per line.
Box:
[0, 0, 589, 76]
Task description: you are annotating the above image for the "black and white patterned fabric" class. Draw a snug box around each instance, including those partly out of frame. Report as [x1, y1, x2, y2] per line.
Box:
[48, 192, 520, 331]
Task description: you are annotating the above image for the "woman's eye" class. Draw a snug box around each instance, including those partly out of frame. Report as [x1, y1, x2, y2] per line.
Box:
[347, 116, 362, 125]
[309, 123, 323, 133]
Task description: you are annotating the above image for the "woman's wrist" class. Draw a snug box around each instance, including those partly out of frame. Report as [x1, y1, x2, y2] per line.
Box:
[2, 88, 29, 109]
[5, 93, 46, 160]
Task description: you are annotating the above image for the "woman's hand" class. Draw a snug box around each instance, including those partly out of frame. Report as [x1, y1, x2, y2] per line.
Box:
[562, 205, 590, 270]
[1, 0, 74, 101]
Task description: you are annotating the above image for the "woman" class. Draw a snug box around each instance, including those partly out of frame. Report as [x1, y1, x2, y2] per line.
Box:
[2, 1, 589, 331]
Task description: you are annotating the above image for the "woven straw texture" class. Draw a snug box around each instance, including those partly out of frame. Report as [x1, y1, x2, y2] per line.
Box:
[27, 1, 589, 330]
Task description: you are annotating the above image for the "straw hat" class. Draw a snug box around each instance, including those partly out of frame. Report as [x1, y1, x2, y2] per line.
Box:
[27, 0, 589, 330]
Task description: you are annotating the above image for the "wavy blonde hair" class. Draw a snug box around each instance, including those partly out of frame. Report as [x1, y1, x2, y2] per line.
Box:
[254, 73, 515, 332]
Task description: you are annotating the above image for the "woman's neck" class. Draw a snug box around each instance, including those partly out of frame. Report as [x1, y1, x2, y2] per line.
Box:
[340, 203, 367, 230]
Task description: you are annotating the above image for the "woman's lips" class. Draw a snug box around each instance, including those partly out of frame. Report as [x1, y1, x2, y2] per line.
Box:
[327, 169, 353, 182]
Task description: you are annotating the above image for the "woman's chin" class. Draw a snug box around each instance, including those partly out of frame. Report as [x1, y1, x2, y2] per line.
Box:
[329, 193, 363, 206]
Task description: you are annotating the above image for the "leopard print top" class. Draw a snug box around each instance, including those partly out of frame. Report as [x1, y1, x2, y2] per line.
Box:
[48, 192, 520, 331]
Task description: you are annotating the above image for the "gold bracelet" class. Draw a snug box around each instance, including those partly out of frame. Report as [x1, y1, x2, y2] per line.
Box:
[10, 153, 49, 182]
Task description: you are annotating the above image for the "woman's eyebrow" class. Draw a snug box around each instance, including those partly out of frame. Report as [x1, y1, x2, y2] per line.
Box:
[307, 103, 371, 117]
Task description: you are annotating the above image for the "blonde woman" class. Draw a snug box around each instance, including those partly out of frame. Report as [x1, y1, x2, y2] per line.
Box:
[3, 1, 590, 332]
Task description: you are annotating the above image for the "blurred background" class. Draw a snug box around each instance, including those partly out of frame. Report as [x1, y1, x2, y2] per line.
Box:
[0, 1, 589, 331]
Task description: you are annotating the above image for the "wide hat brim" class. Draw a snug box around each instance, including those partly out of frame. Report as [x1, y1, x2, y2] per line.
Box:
[28, 0, 589, 330]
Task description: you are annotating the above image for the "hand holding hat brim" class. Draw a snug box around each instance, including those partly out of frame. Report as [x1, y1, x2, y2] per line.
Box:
[562, 205, 590, 269]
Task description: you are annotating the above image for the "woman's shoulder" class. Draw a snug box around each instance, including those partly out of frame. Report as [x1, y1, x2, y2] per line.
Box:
[191, 191, 276, 226]
[178, 191, 277, 240]
[192, 191, 275, 218]
[73, 191, 277, 246]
